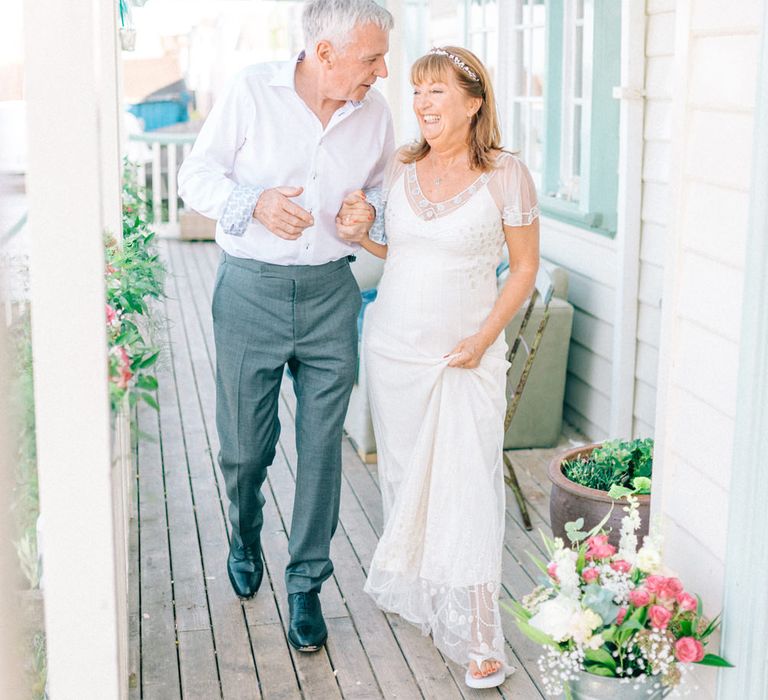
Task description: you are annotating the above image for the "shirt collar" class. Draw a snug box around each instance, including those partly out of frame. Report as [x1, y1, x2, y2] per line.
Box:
[268, 50, 366, 112]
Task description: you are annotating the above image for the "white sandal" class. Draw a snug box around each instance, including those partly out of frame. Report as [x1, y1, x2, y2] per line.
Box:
[465, 652, 506, 689]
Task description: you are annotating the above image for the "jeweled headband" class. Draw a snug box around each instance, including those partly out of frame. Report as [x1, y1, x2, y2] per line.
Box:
[428, 47, 481, 82]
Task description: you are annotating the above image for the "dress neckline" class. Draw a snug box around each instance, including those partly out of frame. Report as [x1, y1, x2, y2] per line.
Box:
[403, 156, 507, 221]
[410, 162, 488, 206]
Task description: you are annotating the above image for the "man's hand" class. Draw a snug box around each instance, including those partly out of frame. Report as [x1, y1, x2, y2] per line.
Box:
[336, 190, 375, 243]
[253, 186, 314, 240]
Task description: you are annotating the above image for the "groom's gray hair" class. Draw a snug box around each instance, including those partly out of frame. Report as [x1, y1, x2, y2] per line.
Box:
[302, 0, 394, 51]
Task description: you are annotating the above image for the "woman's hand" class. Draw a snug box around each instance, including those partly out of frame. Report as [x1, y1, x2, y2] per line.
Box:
[336, 189, 375, 243]
[445, 333, 493, 369]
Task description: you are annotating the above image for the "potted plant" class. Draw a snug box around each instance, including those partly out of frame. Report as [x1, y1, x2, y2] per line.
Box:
[509, 498, 732, 698]
[549, 438, 653, 547]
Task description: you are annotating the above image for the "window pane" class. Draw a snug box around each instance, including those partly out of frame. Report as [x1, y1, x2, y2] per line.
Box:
[574, 25, 583, 98]
[530, 103, 544, 178]
[532, 26, 545, 96]
[572, 104, 582, 177]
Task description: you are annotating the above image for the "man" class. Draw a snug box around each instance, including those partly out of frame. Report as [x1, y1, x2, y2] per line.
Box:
[178, 0, 393, 653]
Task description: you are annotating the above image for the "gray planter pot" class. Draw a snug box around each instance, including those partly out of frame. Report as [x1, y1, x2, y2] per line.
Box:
[569, 672, 670, 699]
[548, 443, 650, 548]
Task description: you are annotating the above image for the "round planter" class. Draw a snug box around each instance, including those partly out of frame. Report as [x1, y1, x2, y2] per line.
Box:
[568, 672, 670, 699]
[548, 443, 650, 548]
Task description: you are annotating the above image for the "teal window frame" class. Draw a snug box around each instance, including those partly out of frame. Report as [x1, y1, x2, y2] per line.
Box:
[540, 0, 621, 237]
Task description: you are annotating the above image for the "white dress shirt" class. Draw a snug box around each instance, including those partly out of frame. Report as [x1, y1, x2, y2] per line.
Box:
[178, 53, 394, 266]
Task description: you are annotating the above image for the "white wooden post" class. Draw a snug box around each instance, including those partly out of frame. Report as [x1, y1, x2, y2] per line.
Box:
[609, 0, 646, 438]
[0, 294, 24, 700]
[24, 0, 124, 697]
[151, 142, 162, 225]
[168, 143, 178, 224]
[719, 3, 768, 696]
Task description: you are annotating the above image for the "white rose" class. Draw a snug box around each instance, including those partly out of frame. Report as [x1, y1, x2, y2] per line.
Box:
[529, 595, 581, 642]
[635, 547, 661, 573]
[570, 609, 603, 645]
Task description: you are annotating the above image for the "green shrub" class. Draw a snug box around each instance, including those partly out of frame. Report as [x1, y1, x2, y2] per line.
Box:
[561, 438, 653, 494]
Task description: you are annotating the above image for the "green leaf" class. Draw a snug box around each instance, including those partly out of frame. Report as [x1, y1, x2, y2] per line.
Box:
[631, 476, 652, 494]
[582, 584, 620, 624]
[584, 647, 617, 670]
[583, 664, 616, 677]
[608, 484, 633, 500]
[136, 350, 160, 369]
[140, 392, 159, 410]
[136, 375, 158, 390]
[697, 654, 734, 668]
[565, 518, 588, 543]
[501, 599, 531, 622]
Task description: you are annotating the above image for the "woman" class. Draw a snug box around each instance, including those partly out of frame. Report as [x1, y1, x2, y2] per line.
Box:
[357, 47, 540, 688]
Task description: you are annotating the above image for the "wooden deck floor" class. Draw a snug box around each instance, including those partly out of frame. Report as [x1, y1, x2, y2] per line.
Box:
[129, 240, 585, 700]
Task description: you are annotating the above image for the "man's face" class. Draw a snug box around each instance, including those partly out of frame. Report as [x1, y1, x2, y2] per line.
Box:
[327, 23, 389, 102]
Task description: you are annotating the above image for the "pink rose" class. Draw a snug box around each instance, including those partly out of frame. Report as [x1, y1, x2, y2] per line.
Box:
[674, 637, 705, 663]
[106, 304, 117, 325]
[547, 562, 558, 580]
[649, 604, 672, 630]
[582, 567, 600, 583]
[677, 592, 697, 612]
[586, 534, 617, 560]
[616, 607, 627, 625]
[611, 560, 632, 574]
[644, 575, 666, 593]
[659, 577, 684, 601]
[629, 588, 651, 607]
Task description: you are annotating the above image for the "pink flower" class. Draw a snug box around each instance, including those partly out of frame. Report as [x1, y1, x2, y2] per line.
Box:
[616, 607, 627, 625]
[677, 592, 697, 612]
[582, 567, 600, 583]
[644, 575, 666, 594]
[659, 577, 685, 601]
[649, 604, 672, 630]
[674, 637, 705, 663]
[112, 346, 133, 389]
[585, 534, 617, 560]
[611, 560, 632, 574]
[106, 304, 119, 326]
[629, 588, 651, 607]
[547, 562, 558, 581]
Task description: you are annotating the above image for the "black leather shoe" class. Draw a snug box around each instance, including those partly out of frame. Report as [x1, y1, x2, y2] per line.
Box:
[287, 592, 327, 652]
[227, 540, 263, 600]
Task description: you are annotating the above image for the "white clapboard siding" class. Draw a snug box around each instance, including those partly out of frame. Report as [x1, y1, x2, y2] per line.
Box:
[653, 1, 763, 694]
[540, 221, 616, 439]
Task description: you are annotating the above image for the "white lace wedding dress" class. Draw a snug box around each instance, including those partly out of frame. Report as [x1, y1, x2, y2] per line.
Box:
[362, 151, 539, 672]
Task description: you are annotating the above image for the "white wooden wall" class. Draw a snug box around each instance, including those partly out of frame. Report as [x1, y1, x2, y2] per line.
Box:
[653, 0, 763, 695]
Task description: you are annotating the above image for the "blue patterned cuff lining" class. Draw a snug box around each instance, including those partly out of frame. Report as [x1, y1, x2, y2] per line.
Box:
[220, 185, 264, 237]
[364, 187, 387, 245]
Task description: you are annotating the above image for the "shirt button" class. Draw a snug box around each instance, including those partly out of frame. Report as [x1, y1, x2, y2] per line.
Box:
[312, 173, 317, 180]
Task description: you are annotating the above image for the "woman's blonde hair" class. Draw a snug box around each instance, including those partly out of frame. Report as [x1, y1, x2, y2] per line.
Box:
[402, 46, 503, 172]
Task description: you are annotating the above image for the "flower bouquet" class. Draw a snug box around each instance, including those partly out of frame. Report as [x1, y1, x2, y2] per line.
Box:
[509, 497, 732, 698]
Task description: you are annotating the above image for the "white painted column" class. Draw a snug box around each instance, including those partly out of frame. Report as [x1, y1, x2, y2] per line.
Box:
[24, 0, 124, 697]
[0, 287, 24, 700]
[608, 0, 645, 438]
[719, 3, 768, 697]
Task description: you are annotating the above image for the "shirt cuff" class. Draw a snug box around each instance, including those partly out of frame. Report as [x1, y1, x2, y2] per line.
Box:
[219, 185, 264, 237]
[364, 186, 387, 244]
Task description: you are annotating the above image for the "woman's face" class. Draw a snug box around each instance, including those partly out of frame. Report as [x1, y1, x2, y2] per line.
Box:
[412, 69, 481, 148]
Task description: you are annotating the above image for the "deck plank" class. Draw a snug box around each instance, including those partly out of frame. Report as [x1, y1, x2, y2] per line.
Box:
[137, 400, 182, 699]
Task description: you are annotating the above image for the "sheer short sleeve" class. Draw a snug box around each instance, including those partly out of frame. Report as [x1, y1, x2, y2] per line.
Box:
[488, 153, 539, 227]
[368, 148, 408, 244]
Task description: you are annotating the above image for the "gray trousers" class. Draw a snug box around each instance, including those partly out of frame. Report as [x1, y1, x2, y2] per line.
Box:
[212, 252, 361, 594]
